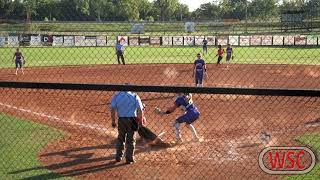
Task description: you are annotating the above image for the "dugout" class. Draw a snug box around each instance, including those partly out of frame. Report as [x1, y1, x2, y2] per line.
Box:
[281, 10, 312, 32]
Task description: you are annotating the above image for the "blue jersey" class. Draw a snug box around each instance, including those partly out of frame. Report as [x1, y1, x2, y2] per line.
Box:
[175, 95, 197, 112]
[203, 39, 208, 47]
[116, 43, 124, 52]
[15, 52, 22, 61]
[226, 47, 233, 56]
[194, 59, 206, 73]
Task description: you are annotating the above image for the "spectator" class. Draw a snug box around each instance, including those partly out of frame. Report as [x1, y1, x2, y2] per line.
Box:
[115, 40, 125, 65]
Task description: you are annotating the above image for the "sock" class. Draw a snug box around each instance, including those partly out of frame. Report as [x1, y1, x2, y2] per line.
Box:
[186, 124, 198, 139]
[174, 122, 182, 140]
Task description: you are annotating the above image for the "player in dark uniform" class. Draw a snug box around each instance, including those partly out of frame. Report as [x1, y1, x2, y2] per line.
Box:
[115, 40, 125, 65]
[215, 45, 225, 65]
[202, 38, 208, 54]
[226, 44, 233, 68]
[193, 53, 207, 87]
[155, 93, 200, 144]
[12, 48, 25, 75]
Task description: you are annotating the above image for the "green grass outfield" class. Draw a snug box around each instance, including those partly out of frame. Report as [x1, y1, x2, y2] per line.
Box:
[285, 133, 320, 180]
[0, 113, 72, 179]
[0, 46, 319, 68]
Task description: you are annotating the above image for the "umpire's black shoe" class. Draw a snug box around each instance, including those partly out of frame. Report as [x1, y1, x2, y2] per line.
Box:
[115, 157, 122, 162]
[126, 160, 135, 165]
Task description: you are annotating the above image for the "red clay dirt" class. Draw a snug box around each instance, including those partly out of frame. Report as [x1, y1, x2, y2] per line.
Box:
[0, 64, 320, 179]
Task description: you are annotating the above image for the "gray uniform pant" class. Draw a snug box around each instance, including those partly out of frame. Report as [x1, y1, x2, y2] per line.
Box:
[116, 117, 136, 162]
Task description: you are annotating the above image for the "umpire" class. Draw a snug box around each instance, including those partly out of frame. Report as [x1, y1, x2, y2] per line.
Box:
[110, 90, 143, 164]
[115, 40, 125, 65]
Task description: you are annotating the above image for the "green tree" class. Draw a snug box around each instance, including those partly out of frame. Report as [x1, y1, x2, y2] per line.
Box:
[306, 0, 320, 17]
[192, 3, 221, 20]
[220, 0, 247, 20]
[248, 0, 278, 20]
[153, 0, 180, 21]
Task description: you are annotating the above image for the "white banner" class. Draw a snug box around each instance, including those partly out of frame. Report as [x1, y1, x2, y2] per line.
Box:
[75, 36, 85, 46]
[173, 36, 183, 46]
[139, 36, 150, 46]
[217, 36, 228, 46]
[229, 36, 239, 46]
[63, 36, 74, 46]
[184, 36, 194, 46]
[295, 35, 306, 46]
[206, 36, 215, 46]
[261, 36, 273, 46]
[84, 36, 96, 47]
[306, 35, 318, 45]
[30, 35, 41, 46]
[53, 36, 63, 46]
[162, 36, 172, 46]
[0, 36, 6, 46]
[107, 36, 117, 46]
[284, 36, 295, 45]
[239, 36, 250, 46]
[250, 36, 261, 46]
[195, 36, 205, 46]
[129, 36, 139, 46]
[96, 36, 106, 46]
[8, 36, 19, 47]
[117, 36, 128, 46]
[150, 36, 161, 46]
[273, 36, 283, 45]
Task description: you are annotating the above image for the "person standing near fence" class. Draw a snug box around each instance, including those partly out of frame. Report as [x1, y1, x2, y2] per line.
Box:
[215, 45, 225, 65]
[12, 48, 25, 75]
[115, 40, 125, 65]
[193, 53, 207, 87]
[202, 38, 208, 55]
[111, 90, 143, 164]
[226, 44, 233, 68]
[155, 93, 200, 144]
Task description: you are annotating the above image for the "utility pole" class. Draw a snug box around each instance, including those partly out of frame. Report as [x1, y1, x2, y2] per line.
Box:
[245, 0, 248, 34]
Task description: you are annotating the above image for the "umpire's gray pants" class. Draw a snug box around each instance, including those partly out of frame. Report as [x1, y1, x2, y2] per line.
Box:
[116, 117, 136, 162]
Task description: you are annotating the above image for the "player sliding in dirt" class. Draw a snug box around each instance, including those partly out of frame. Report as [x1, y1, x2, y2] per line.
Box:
[137, 104, 171, 148]
[155, 93, 200, 144]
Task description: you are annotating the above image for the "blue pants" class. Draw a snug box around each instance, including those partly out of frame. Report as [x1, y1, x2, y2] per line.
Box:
[15, 60, 22, 68]
[176, 110, 200, 124]
[195, 72, 204, 85]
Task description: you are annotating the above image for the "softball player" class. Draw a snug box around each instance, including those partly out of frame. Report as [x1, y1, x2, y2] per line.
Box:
[226, 44, 233, 67]
[155, 93, 200, 144]
[193, 53, 207, 87]
[12, 48, 25, 75]
[215, 45, 225, 65]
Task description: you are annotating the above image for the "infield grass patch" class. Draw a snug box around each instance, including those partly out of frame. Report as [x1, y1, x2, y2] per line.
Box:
[0, 113, 72, 179]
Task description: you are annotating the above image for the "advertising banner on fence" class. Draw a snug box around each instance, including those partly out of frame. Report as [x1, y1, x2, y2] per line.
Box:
[53, 36, 63, 46]
[117, 36, 128, 46]
[173, 36, 183, 46]
[273, 36, 283, 45]
[229, 36, 239, 46]
[284, 36, 295, 45]
[84, 36, 97, 46]
[239, 36, 250, 46]
[162, 36, 172, 46]
[139, 36, 150, 46]
[41, 35, 53, 46]
[96, 36, 106, 46]
[63, 36, 74, 46]
[30, 35, 41, 46]
[150, 36, 161, 46]
[129, 36, 139, 46]
[0, 36, 6, 46]
[250, 36, 262, 46]
[107, 36, 117, 46]
[261, 36, 272, 46]
[217, 36, 228, 46]
[184, 36, 194, 46]
[206, 36, 215, 46]
[8, 36, 19, 47]
[306, 35, 318, 45]
[195, 36, 205, 46]
[75, 36, 85, 46]
[295, 35, 306, 45]
[19, 34, 31, 46]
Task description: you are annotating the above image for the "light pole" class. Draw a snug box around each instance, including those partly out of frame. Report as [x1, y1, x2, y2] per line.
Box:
[245, 0, 248, 33]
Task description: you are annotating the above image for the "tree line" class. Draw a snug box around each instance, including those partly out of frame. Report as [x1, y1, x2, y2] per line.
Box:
[0, 0, 319, 22]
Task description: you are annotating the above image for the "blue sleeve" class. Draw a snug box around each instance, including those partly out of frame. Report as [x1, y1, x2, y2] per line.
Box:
[110, 93, 118, 109]
[175, 97, 183, 107]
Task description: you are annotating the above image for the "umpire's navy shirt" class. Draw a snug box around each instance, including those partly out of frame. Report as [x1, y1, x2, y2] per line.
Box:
[111, 91, 143, 118]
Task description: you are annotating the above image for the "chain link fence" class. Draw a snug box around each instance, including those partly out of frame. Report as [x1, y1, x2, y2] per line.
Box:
[1, 5, 320, 180]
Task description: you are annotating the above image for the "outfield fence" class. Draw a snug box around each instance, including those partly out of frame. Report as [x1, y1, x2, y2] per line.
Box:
[0, 19, 320, 179]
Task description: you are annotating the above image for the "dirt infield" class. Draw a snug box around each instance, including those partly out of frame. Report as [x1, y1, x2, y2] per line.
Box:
[0, 64, 320, 179]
